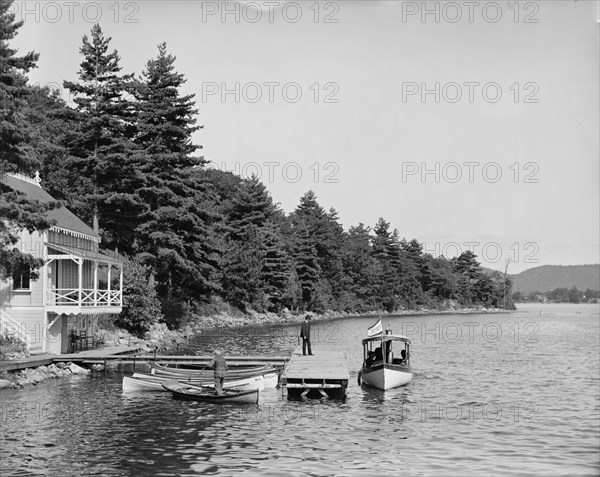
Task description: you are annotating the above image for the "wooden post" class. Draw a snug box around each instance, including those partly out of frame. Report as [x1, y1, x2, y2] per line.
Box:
[42, 233, 48, 309]
[119, 265, 123, 306]
[77, 258, 83, 305]
[93, 261, 98, 306]
[107, 264, 112, 306]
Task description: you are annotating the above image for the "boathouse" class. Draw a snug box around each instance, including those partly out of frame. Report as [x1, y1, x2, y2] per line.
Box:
[0, 173, 124, 355]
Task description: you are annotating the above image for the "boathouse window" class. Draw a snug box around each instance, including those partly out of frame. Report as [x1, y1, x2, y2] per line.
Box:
[12, 266, 31, 290]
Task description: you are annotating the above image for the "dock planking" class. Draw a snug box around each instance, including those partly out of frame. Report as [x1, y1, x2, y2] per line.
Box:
[281, 346, 349, 399]
[0, 347, 141, 372]
[50, 349, 289, 373]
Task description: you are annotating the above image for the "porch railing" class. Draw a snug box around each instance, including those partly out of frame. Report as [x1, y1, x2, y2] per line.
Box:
[47, 289, 122, 307]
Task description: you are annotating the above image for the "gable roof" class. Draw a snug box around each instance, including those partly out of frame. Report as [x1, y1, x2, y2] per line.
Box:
[2, 173, 100, 242]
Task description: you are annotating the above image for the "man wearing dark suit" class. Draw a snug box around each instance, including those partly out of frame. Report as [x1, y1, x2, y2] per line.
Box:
[300, 315, 313, 356]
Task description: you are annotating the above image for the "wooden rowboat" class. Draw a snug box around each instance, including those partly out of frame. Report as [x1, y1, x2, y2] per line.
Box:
[162, 382, 260, 404]
[122, 372, 266, 393]
[149, 363, 279, 387]
[150, 362, 272, 378]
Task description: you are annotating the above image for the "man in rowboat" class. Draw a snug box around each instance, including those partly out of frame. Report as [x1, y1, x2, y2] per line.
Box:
[207, 349, 228, 395]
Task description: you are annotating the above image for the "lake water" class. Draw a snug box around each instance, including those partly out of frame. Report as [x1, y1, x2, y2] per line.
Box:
[1, 303, 599, 476]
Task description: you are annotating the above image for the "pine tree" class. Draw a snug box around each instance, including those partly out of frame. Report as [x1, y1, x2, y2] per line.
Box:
[371, 218, 395, 310]
[392, 231, 423, 308]
[221, 225, 264, 312]
[401, 238, 430, 291]
[451, 250, 483, 305]
[291, 191, 345, 309]
[292, 226, 320, 310]
[342, 224, 379, 311]
[132, 42, 200, 164]
[322, 208, 345, 306]
[218, 175, 285, 311]
[63, 24, 142, 250]
[131, 43, 219, 306]
[293, 191, 328, 252]
[0, 0, 39, 176]
[24, 86, 78, 198]
[371, 220, 424, 311]
[473, 272, 497, 307]
[424, 254, 457, 301]
[259, 220, 291, 312]
[226, 175, 277, 240]
[0, 0, 55, 280]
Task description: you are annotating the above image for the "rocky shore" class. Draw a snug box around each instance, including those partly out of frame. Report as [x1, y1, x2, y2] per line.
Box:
[0, 362, 90, 390]
[177, 304, 509, 331]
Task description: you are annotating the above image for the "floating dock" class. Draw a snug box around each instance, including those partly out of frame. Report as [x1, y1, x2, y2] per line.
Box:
[281, 347, 349, 399]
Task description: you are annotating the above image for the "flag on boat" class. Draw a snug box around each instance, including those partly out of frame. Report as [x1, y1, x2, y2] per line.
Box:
[367, 319, 382, 337]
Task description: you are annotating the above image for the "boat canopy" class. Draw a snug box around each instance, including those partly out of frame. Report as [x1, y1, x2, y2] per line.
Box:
[362, 334, 411, 345]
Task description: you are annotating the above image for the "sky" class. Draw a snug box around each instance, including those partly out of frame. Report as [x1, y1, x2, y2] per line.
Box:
[10, 0, 600, 273]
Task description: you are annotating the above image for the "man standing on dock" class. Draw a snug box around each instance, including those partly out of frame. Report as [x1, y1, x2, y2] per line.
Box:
[300, 315, 313, 356]
[208, 349, 228, 395]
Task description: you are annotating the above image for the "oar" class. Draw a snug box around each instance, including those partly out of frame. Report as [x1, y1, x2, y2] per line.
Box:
[181, 381, 213, 391]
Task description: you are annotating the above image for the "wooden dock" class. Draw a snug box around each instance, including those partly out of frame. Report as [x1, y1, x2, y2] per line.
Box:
[1, 347, 289, 373]
[281, 346, 349, 399]
[0, 346, 143, 373]
[55, 353, 289, 368]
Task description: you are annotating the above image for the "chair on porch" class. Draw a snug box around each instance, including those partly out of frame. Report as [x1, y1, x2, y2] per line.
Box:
[92, 331, 106, 349]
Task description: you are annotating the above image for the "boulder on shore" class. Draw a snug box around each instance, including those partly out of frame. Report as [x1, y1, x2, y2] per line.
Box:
[68, 362, 91, 375]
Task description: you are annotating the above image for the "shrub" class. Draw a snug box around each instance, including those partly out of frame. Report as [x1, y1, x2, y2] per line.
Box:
[0, 333, 28, 360]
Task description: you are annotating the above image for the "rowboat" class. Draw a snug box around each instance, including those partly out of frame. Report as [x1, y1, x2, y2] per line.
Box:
[358, 331, 413, 390]
[149, 362, 279, 388]
[155, 361, 267, 371]
[122, 372, 266, 393]
[162, 382, 260, 404]
[150, 362, 272, 377]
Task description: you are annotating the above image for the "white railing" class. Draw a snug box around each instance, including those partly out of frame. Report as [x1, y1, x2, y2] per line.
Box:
[0, 310, 32, 352]
[46, 289, 122, 307]
[48, 288, 79, 305]
[109, 290, 121, 304]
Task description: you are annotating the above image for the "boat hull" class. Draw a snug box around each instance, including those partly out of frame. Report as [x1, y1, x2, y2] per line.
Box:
[162, 382, 260, 404]
[360, 363, 412, 390]
[262, 372, 279, 389]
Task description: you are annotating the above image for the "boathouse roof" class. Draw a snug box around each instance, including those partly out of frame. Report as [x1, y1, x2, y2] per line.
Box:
[2, 173, 101, 242]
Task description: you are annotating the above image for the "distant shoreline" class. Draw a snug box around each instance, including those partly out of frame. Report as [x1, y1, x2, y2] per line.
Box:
[190, 306, 514, 331]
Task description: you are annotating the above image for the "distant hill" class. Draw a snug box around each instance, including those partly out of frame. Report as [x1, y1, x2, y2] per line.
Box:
[509, 265, 600, 294]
